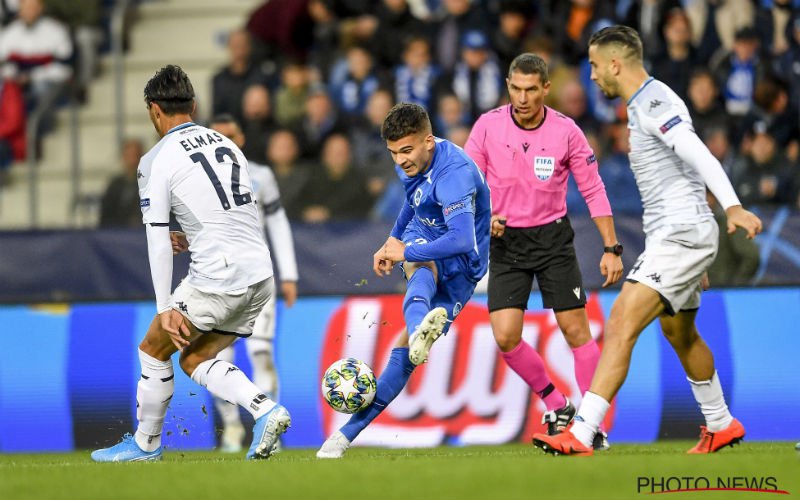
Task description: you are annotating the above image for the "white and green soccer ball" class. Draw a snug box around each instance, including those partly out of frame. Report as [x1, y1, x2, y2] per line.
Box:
[321, 358, 377, 414]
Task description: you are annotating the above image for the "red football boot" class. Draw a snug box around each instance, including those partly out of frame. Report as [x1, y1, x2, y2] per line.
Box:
[687, 418, 745, 454]
[532, 430, 594, 456]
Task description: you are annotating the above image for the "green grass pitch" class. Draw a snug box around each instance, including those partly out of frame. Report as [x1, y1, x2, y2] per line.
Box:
[1, 442, 797, 500]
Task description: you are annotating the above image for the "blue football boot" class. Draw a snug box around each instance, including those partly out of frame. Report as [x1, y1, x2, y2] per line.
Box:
[91, 433, 162, 462]
[246, 404, 291, 460]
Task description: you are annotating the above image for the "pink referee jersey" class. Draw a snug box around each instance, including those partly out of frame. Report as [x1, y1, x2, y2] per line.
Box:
[465, 104, 612, 228]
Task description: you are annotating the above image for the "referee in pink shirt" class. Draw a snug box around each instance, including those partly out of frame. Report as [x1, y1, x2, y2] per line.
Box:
[465, 53, 623, 450]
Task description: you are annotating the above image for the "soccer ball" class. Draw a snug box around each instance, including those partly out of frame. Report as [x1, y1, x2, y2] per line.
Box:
[321, 358, 377, 414]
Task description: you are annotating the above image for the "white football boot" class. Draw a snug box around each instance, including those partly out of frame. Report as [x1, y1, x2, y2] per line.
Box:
[408, 307, 448, 365]
[316, 431, 351, 459]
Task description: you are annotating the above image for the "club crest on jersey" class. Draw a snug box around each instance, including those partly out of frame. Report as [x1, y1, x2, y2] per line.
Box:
[533, 156, 555, 181]
[413, 188, 423, 206]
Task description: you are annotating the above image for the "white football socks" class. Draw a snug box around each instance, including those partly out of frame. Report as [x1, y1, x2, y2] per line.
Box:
[212, 346, 242, 427]
[571, 392, 610, 448]
[687, 371, 733, 432]
[134, 349, 174, 452]
[191, 359, 275, 420]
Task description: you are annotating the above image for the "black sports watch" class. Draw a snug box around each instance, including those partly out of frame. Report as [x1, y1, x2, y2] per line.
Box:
[603, 243, 624, 256]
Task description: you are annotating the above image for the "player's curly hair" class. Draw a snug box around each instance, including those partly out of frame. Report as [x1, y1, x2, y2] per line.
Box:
[144, 64, 195, 115]
[588, 25, 643, 62]
[381, 103, 432, 141]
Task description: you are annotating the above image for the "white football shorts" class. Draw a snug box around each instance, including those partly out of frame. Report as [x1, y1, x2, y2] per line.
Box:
[627, 219, 718, 315]
[171, 277, 274, 337]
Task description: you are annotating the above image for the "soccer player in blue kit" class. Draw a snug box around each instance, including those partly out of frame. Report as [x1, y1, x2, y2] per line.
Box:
[317, 103, 491, 458]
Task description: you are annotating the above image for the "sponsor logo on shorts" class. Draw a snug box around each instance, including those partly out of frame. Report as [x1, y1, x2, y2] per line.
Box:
[573, 287, 581, 299]
[659, 115, 682, 134]
[647, 273, 662, 283]
[533, 156, 555, 181]
[176, 301, 188, 313]
[453, 302, 462, 317]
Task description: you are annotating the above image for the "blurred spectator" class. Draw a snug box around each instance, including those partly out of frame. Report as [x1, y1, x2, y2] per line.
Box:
[0, 77, 25, 185]
[528, 35, 577, 110]
[733, 125, 795, 206]
[754, 0, 794, 57]
[651, 8, 698, 101]
[0, 0, 72, 112]
[556, 79, 601, 136]
[211, 29, 271, 124]
[273, 61, 311, 129]
[266, 128, 311, 220]
[710, 26, 768, 118]
[444, 30, 502, 122]
[349, 88, 396, 199]
[0, 0, 18, 25]
[687, 68, 729, 141]
[433, 91, 469, 137]
[775, 17, 800, 106]
[740, 77, 800, 161]
[328, 44, 381, 121]
[446, 124, 470, 147]
[432, 0, 490, 73]
[681, 0, 723, 65]
[597, 123, 642, 215]
[246, 0, 314, 65]
[240, 84, 275, 165]
[704, 126, 740, 180]
[618, 0, 682, 62]
[307, 0, 340, 80]
[492, 0, 535, 72]
[711, 0, 756, 53]
[706, 193, 760, 287]
[44, 0, 102, 100]
[297, 133, 373, 223]
[393, 35, 441, 111]
[370, 0, 429, 69]
[545, 0, 615, 66]
[296, 87, 346, 159]
[99, 138, 144, 228]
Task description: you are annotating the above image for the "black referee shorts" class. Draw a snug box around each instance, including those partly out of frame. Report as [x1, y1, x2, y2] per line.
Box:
[487, 217, 587, 313]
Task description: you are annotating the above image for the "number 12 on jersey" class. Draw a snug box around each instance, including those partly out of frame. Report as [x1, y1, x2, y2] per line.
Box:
[190, 146, 252, 210]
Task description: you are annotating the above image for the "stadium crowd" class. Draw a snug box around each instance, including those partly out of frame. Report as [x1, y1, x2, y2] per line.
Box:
[2, 0, 797, 223]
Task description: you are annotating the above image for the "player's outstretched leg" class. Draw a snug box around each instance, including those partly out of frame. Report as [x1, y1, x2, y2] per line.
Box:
[317, 347, 415, 458]
[190, 357, 290, 460]
[92, 348, 173, 462]
[408, 306, 448, 365]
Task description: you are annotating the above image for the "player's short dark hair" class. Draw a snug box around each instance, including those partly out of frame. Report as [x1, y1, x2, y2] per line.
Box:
[508, 53, 549, 82]
[588, 25, 644, 62]
[381, 103, 432, 141]
[144, 64, 195, 115]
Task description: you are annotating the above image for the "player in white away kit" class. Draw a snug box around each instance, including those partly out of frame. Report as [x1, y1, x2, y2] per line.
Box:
[91, 65, 290, 462]
[208, 115, 298, 453]
[533, 26, 762, 456]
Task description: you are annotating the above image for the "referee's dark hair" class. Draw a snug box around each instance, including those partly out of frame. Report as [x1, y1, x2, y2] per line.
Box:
[588, 25, 644, 63]
[144, 64, 195, 115]
[381, 103, 432, 142]
[508, 53, 549, 83]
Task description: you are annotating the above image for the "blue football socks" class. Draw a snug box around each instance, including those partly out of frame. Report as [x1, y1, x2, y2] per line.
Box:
[402, 266, 436, 335]
[340, 347, 415, 442]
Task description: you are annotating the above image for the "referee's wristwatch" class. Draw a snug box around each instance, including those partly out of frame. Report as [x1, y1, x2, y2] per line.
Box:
[603, 243, 624, 256]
